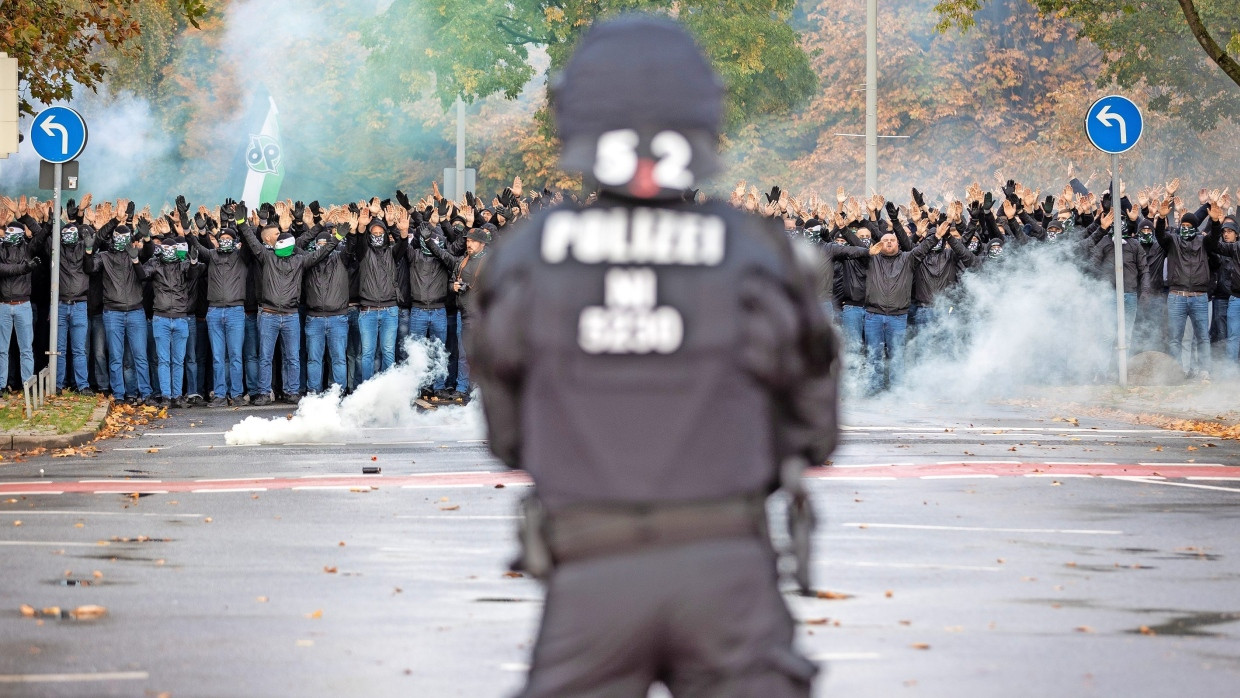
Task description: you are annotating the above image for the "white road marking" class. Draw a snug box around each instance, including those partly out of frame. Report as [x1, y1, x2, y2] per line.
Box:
[0, 480, 52, 485]
[0, 491, 64, 495]
[1101, 475, 1166, 481]
[1042, 462, 1117, 466]
[400, 484, 488, 489]
[191, 488, 267, 494]
[829, 463, 918, 469]
[841, 523, 1123, 535]
[0, 510, 204, 518]
[1138, 462, 1227, 467]
[818, 477, 897, 482]
[260, 443, 347, 447]
[196, 476, 276, 482]
[0, 671, 149, 684]
[499, 663, 529, 672]
[457, 439, 488, 443]
[0, 541, 106, 547]
[290, 485, 367, 491]
[299, 473, 370, 479]
[1186, 477, 1240, 481]
[1109, 477, 1240, 494]
[920, 474, 999, 480]
[113, 447, 172, 452]
[1024, 473, 1093, 478]
[816, 559, 1002, 572]
[79, 479, 163, 483]
[934, 460, 1021, 465]
[396, 515, 520, 520]
[91, 490, 169, 495]
[806, 652, 883, 661]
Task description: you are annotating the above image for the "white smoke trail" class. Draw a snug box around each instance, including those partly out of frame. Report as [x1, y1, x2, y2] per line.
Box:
[225, 337, 484, 445]
[840, 239, 1116, 403]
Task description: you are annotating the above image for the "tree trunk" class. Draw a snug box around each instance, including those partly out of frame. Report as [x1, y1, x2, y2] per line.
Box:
[1177, 0, 1240, 88]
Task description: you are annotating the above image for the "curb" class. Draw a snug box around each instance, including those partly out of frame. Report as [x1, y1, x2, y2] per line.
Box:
[3, 399, 113, 452]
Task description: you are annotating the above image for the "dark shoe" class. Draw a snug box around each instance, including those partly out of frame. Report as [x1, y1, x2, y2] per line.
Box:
[281, 394, 301, 405]
[78, 388, 95, 397]
[185, 393, 204, 407]
[432, 389, 454, 402]
[172, 396, 188, 409]
[157, 397, 172, 409]
[448, 390, 468, 404]
[252, 394, 272, 407]
[125, 395, 140, 406]
[207, 396, 228, 408]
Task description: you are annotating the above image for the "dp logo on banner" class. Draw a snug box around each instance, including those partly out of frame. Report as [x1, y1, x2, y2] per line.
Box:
[247, 134, 282, 175]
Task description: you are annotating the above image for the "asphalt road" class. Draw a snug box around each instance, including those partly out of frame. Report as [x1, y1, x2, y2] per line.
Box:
[1, 396, 1238, 697]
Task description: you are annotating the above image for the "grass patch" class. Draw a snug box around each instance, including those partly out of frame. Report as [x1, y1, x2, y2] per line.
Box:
[0, 392, 103, 434]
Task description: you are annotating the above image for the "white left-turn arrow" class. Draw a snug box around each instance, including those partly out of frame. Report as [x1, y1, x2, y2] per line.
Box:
[1096, 105, 1127, 145]
[40, 116, 69, 154]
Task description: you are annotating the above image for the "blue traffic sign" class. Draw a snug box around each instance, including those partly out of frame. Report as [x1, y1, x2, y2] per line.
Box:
[29, 107, 88, 164]
[1085, 96, 1142, 155]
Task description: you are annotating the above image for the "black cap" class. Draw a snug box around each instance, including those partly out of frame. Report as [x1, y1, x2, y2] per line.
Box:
[1181, 212, 1199, 227]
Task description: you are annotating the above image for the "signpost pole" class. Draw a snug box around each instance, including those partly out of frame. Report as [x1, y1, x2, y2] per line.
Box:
[48, 163, 62, 393]
[1111, 153, 1127, 387]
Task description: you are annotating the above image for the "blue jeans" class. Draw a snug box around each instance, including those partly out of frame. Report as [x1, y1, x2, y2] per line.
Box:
[909, 305, 936, 329]
[1167, 293, 1210, 374]
[258, 311, 301, 396]
[56, 301, 89, 390]
[243, 312, 260, 395]
[151, 316, 189, 398]
[1224, 296, 1240, 365]
[102, 309, 151, 399]
[0, 301, 34, 387]
[90, 313, 109, 391]
[396, 307, 411, 364]
[864, 311, 908, 393]
[183, 317, 209, 397]
[409, 307, 448, 390]
[357, 306, 398, 382]
[840, 305, 865, 355]
[206, 306, 245, 399]
[346, 306, 361, 392]
[457, 314, 472, 392]
[304, 314, 348, 393]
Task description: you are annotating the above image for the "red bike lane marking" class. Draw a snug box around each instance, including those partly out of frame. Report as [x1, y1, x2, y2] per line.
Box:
[0, 463, 1233, 496]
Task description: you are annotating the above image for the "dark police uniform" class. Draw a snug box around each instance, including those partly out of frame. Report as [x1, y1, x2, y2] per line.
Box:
[468, 15, 841, 697]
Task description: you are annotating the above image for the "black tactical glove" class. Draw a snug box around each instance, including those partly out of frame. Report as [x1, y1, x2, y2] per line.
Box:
[766, 186, 781, 204]
[194, 211, 206, 231]
[885, 201, 899, 221]
[1042, 196, 1055, 215]
[26, 257, 41, 271]
[395, 190, 412, 211]
[410, 208, 424, 227]
[257, 203, 272, 224]
[348, 202, 359, 214]
[82, 228, 96, 252]
[309, 200, 322, 221]
[293, 201, 306, 222]
[235, 201, 248, 225]
[983, 192, 994, 210]
[126, 201, 136, 219]
[65, 198, 79, 221]
[912, 188, 926, 208]
[333, 222, 349, 241]
[127, 244, 140, 261]
[189, 245, 199, 264]
[464, 191, 476, 209]
[137, 218, 151, 241]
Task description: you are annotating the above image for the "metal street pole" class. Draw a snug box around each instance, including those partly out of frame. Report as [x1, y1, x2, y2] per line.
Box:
[1111, 153, 1127, 387]
[48, 162, 62, 392]
[865, 0, 878, 195]
[455, 98, 466, 201]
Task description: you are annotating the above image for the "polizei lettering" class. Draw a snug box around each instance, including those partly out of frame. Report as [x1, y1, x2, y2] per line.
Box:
[541, 208, 726, 266]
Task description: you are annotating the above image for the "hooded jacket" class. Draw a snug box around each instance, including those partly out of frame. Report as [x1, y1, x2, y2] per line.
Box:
[242, 226, 338, 313]
[912, 235, 973, 307]
[303, 232, 353, 316]
[1154, 216, 1211, 294]
[188, 231, 250, 308]
[396, 223, 455, 309]
[44, 225, 91, 303]
[0, 218, 47, 302]
[1088, 234, 1151, 296]
[350, 222, 400, 308]
[140, 256, 204, 318]
[864, 235, 937, 316]
[85, 244, 148, 312]
[426, 236, 487, 317]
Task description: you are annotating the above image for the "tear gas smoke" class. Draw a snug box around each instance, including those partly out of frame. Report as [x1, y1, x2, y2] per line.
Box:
[841, 240, 1118, 404]
[225, 337, 484, 445]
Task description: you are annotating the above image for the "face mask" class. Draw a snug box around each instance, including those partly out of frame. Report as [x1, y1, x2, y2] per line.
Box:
[316, 239, 328, 250]
[967, 239, 981, 254]
[218, 237, 236, 253]
[113, 235, 131, 252]
[1047, 229, 1062, 241]
[988, 246, 1002, 259]
[369, 234, 385, 249]
[1139, 232, 1154, 244]
[161, 246, 178, 263]
[4, 227, 24, 245]
[1179, 226, 1198, 241]
[61, 226, 79, 245]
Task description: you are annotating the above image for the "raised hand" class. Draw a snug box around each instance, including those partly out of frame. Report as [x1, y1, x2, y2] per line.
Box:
[836, 186, 848, 205]
[1166, 178, 1181, 196]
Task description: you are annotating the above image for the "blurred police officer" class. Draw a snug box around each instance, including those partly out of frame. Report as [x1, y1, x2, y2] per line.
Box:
[470, 15, 840, 697]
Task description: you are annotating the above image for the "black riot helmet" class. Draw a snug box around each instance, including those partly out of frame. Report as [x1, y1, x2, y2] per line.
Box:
[552, 15, 724, 200]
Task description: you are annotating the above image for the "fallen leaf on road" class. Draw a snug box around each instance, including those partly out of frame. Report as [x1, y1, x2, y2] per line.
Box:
[70, 605, 107, 620]
[804, 618, 831, 625]
[19, 604, 36, 617]
[503, 571, 524, 579]
[146, 448, 159, 454]
[1186, 446, 1198, 451]
[370, 456, 378, 461]
[256, 596, 269, 603]
[306, 609, 323, 619]
[13, 521, 20, 526]
[885, 590, 894, 598]
[815, 590, 853, 600]
[1151, 446, 1163, 452]
[910, 642, 931, 650]
[74, 523, 84, 528]
[92, 570, 102, 579]
[323, 566, 338, 574]
[1075, 626, 1094, 633]
[439, 505, 460, 511]
[1139, 625, 1155, 635]
[338, 541, 346, 547]
[52, 448, 77, 457]
[41, 606, 61, 617]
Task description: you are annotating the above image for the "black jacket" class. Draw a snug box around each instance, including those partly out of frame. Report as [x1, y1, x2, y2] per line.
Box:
[44, 227, 90, 303]
[396, 225, 456, 309]
[188, 233, 250, 308]
[350, 233, 400, 308]
[864, 235, 936, 316]
[242, 227, 338, 313]
[426, 238, 488, 318]
[1154, 218, 1211, 294]
[0, 238, 39, 303]
[85, 247, 148, 311]
[303, 240, 353, 316]
[1088, 235, 1150, 296]
[912, 236, 973, 307]
[140, 258, 204, 318]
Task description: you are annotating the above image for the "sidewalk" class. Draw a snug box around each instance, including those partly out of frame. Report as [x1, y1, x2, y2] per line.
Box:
[1008, 380, 1240, 440]
[0, 392, 113, 451]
